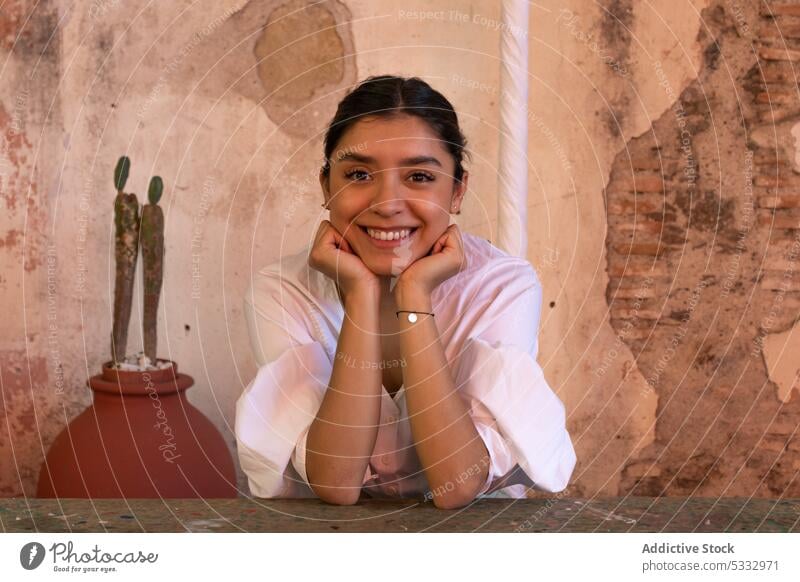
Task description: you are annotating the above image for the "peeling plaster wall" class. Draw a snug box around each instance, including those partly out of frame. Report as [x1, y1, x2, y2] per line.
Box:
[607, 0, 800, 497]
[530, 0, 712, 497]
[5, 0, 788, 500]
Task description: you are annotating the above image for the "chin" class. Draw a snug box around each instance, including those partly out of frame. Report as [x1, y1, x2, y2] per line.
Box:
[364, 256, 414, 278]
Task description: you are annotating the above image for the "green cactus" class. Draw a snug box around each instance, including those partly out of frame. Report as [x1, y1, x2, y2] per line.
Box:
[141, 176, 165, 363]
[114, 156, 130, 192]
[148, 175, 163, 205]
[111, 157, 140, 364]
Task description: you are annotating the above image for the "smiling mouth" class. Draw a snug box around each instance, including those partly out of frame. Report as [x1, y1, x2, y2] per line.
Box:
[358, 225, 419, 242]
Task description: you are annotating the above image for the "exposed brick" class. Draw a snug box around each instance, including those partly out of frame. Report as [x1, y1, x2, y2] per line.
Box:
[764, 239, 800, 259]
[754, 162, 792, 174]
[755, 174, 800, 188]
[763, 258, 800, 270]
[608, 196, 664, 215]
[761, 3, 800, 18]
[759, 274, 800, 290]
[612, 242, 666, 256]
[760, 435, 789, 453]
[608, 260, 668, 277]
[623, 462, 662, 479]
[757, 107, 798, 123]
[611, 174, 666, 193]
[758, 194, 800, 208]
[759, 23, 800, 39]
[758, 186, 800, 196]
[747, 80, 797, 96]
[753, 152, 784, 167]
[755, 91, 797, 105]
[657, 316, 688, 326]
[757, 62, 798, 83]
[759, 46, 800, 61]
[616, 220, 665, 234]
[611, 297, 662, 309]
[611, 308, 662, 320]
[609, 276, 666, 287]
[746, 456, 771, 470]
[758, 83, 800, 95]
[766, 416, 800, 436]
[610, 322, 654, 339]
[608, 285, 658, 299]
[608, 233, 667, 247]
[782, 294, 800, 309]
[755, 175, 781, 188]
[626, 156, 670, 171]
[758, 210, 800, 228]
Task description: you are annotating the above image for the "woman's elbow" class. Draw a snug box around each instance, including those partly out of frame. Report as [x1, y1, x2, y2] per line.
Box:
[431, 486, 479, 510]
[306, 455, 363, 505]
[433, 493, 474, 510]
[310, 482, 361, 506]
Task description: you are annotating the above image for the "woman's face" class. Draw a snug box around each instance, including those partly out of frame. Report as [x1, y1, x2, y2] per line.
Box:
[319, 114, 468, 278]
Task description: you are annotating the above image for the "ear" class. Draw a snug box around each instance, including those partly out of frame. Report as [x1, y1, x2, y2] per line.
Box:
[450, 170, 468, 213]
[319, 168, 331, 206]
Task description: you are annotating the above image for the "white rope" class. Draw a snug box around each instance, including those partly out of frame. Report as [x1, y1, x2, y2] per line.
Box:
[497, 0, 530, 258]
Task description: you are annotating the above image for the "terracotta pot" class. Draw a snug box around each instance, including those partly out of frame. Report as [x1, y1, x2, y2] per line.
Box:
[37, 361, 237, 498]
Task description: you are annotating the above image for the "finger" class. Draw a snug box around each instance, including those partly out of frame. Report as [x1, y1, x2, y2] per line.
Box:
[432, 240, 443, 254]
[434, 230, 453, 253]
[319, 221, 345, 250]
[331, 224, 352, 250]
[339, 235, 353, 254]
[446, 226, 464, 252]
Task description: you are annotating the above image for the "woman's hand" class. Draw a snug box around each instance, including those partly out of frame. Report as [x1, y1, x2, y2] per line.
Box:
[308, 220, 379, 299]
[396, 224, 466, 296]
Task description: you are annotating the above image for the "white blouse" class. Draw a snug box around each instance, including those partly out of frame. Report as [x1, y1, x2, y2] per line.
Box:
[235, 230, 576, 500]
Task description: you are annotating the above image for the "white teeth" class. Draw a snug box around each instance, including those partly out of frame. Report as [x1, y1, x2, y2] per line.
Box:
[366, 228, 413, 241]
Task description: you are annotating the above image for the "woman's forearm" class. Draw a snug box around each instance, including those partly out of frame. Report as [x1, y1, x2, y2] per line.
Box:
[306, 286, 382, 504]
[396, 283, 490, 509]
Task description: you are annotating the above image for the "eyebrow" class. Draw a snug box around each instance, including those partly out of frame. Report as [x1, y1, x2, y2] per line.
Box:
[336, 152, 443, 168]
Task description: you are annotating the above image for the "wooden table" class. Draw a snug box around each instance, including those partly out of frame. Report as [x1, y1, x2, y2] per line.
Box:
[2, 497, 799, 532]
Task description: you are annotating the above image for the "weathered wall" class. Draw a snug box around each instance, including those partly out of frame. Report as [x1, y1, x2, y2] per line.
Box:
[610, 0, 800, 497]
[4, 0, 794, 500]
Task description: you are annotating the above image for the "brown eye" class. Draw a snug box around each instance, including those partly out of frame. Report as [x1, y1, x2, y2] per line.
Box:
[409, 171, 435, 182]
[344, 169, 369, 181]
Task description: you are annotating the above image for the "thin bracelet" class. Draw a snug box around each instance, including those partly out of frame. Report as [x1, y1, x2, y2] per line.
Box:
[396, 310, 434, 323]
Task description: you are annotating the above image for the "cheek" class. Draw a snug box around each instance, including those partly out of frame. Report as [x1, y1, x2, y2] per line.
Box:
[409, 198, 449, 222]
[329, 215, 365, 253]
[329, 209, 357, 235]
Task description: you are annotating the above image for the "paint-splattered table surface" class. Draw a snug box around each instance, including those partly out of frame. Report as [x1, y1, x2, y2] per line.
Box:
[1, 497, 798, 532]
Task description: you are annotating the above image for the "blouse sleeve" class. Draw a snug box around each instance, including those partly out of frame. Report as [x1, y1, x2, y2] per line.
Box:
[235, 274, 373, 498]
[456, 266, 577, 495]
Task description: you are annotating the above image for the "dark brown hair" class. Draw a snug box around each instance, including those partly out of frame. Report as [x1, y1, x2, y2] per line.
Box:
[321, 75, 470, 184]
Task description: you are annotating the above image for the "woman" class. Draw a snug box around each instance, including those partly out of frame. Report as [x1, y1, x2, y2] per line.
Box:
[235, 75, 576, 509]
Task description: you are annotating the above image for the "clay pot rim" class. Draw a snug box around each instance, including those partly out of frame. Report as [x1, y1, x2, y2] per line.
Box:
[101, 359, 177, 382]
[91, 360, 193, 396]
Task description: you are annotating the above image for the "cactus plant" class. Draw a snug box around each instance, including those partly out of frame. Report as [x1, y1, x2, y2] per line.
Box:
[111, 156, 140, 364]
[141, 176, 164, 362]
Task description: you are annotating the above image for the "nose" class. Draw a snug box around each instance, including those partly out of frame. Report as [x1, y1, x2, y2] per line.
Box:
[369, 171, 405, 218]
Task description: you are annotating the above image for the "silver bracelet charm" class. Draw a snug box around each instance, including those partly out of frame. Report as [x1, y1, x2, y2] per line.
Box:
[396, 310, 434, 323]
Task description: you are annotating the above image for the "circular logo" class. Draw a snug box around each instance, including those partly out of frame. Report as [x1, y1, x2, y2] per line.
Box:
[19, 542, 46, 570]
